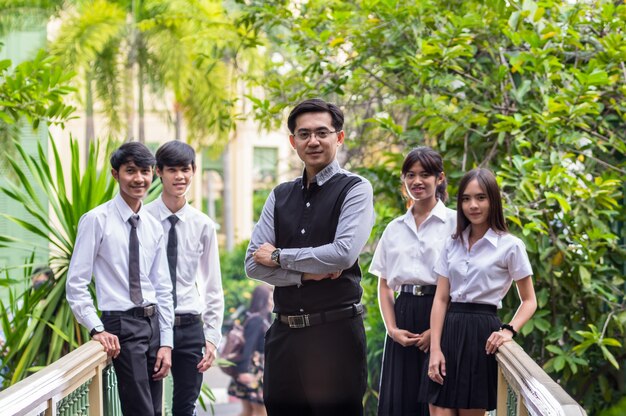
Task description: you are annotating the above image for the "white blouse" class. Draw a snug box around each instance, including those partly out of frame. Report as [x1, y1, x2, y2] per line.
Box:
[369, 200, 456, 291]
[434, 227, 533, 306]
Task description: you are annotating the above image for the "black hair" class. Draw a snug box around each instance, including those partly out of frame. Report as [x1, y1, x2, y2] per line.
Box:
[110, 142, 155, 171]
[31, 266, 54, 280]
[287, 98, 344, 133]
[401, 146, 448, 203]
[249, 284, 272, 314]
[452, 168, 508, 241]
[155, 141, 196, 171]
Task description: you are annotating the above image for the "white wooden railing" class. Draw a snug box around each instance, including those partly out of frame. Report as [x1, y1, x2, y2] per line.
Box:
[496, 341, 587, 416]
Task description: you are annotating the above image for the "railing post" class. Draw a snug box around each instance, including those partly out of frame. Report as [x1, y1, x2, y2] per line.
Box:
[88, 364, 104, 416]
[497, 367, 508, 414]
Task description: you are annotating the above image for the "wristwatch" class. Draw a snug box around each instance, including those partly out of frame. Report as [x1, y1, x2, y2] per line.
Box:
[90, 325, 104, 337]
[271, 248, 281, 266]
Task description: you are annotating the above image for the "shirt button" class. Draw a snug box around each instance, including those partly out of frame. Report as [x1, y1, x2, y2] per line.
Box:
[301, 229, 306, 234]
[306, 202, 311, 208]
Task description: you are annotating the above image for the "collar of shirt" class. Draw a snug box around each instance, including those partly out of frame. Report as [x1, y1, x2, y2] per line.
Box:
[463, 226, 500, 248]
[153, 195, 189, 223]
[302, 159, 340, 186]
[113, 193, 145, 222]
[400, 199, 449, 229]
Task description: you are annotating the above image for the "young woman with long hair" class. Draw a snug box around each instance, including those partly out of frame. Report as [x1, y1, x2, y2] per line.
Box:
[425, 168, 537, 416]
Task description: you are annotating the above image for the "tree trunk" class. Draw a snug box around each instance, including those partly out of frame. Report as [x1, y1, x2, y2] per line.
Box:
[85, 72, 95, 163]
[138, 60, 145, 143]
[207, 170, 216, 220]
[222, 142, 234, 251]
[125, 2, 137, 142]
[174, 102, 182, 141]
[124, 52, 135, 142]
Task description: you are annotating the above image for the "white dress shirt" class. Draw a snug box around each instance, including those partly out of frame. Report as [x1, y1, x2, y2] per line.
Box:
[145, 197, 224, 347]
[66, 193, 174, 347]
[369, 200, 456, 291]
[434, 227, 533, 306]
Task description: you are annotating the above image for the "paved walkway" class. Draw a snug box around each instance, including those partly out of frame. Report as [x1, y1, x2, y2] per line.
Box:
[196, 366, 242, 416]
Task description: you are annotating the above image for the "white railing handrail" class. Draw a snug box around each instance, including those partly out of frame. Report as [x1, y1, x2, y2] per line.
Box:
[497, 341, 586, 416]
[0, 341, 107, 416]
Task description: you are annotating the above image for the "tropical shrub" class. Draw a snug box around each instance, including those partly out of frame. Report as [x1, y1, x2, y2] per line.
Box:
[0, 137, 117, 385]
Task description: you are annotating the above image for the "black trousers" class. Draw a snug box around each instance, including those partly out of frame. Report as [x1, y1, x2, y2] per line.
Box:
[263, 315, 367, 416]
[171, 319, 205, 416]
[102, 314, 162, 416]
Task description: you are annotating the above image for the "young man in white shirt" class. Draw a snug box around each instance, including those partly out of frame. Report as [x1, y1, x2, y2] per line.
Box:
[66, 142, 174, 416]
[145, 141, 224, 416]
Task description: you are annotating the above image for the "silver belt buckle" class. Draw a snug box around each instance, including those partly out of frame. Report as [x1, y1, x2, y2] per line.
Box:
[413, 285, 424, 296]
[145, 305, 156, 317]
[287, 314, 310, 328]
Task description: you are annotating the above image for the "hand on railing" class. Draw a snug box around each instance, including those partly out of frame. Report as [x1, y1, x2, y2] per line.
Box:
[93, 331, 121, 358]
[485, 329, 513, 354]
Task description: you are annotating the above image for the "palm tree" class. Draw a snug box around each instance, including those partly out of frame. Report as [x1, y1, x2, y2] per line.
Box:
[50, 0, 239, 149]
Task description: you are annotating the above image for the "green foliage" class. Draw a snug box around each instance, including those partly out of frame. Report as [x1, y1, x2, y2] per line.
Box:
[0, 137, 117, 386]
[0, 48, 76, 159]
[240, 0, 626, 414]
[220, 239, 260, 320]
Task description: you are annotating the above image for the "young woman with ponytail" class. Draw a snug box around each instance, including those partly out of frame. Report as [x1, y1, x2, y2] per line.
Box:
[370, 147, 456, 415]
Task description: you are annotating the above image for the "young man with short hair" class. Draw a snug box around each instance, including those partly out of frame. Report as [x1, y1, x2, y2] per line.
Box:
[246, 98, 375, 415]
[145, 141, 224, 416]
[66, 142, 174, 416]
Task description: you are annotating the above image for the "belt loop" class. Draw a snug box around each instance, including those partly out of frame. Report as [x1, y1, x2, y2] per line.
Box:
[351, 304, 357, 317]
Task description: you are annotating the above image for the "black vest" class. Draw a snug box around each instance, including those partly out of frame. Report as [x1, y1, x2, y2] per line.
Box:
[273, 173, 363, 314]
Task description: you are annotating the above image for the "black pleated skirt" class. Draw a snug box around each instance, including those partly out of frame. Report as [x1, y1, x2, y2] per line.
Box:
[377, 292, 433, 416]
[423, 302, 501, 411]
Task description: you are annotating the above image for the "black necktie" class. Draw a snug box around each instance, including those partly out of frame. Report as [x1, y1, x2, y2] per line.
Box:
[128, 215, 143, 305]
[167, 215, 179, 309]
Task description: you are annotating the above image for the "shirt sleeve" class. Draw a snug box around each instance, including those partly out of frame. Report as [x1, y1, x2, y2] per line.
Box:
[66, 213, 103, 332]
[507, 238, 534, 281]
[368, 228, 389, 278]
[245, 190, 304, 287]
[279, 179, 375, 273]
[199, 222, 224, 347]
[149, 231, 174, 347]
[433, 236, 452, 278]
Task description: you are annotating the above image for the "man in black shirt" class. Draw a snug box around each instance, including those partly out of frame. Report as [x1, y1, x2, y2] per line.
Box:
[245, 98, 375, 415]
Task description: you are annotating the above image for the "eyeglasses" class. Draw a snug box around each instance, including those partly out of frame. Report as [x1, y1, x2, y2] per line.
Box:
[293, 129, 340, 141]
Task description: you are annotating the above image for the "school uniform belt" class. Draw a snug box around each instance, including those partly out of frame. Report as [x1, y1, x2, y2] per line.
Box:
[278, 303, 364, 329]
[174, 314, 202, 327]
[400, 284, 437, 296]
[102, 304, 156, 318]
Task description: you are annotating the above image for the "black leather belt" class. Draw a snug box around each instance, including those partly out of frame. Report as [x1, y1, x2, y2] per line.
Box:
[174, 314, 201, 327]
[400, 284, 436, 296]
[278, 304, 363, 329]
[102, 304, 156, 318]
